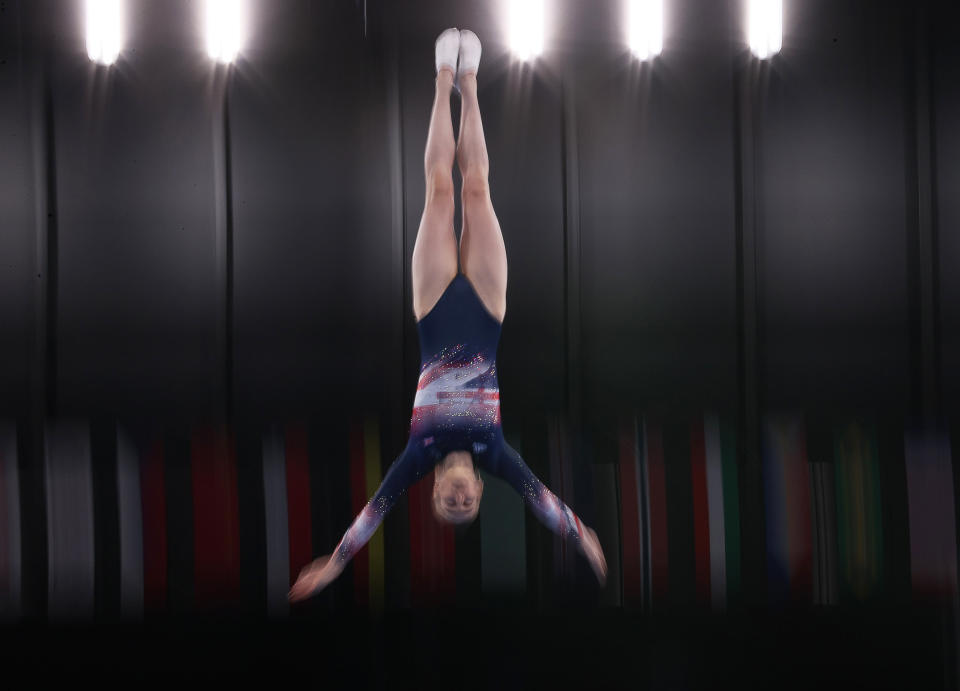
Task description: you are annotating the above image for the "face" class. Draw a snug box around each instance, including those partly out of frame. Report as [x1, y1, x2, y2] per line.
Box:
[433, 453, 483, 524]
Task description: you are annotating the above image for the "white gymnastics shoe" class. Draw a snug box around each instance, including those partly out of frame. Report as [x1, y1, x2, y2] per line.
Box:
[456, 29, 482, 88]
[435, 27, 460, 78]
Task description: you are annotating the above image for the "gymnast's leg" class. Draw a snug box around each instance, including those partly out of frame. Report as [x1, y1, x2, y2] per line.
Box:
[411, 29, 460, 323]
[456, 31, 507, 324]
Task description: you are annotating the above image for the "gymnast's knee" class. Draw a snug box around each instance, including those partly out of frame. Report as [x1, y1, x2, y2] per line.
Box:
[461, 170, 490, 203]
[425, 168, 455, 203]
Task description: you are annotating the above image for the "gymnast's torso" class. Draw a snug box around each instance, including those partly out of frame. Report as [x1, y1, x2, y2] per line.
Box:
[410, 272, 504, 463]
[331, 272, 586, 564]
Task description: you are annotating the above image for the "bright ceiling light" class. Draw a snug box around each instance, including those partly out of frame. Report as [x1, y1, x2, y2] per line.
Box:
[206, 0, 244, 64]
[628, 0, 663, 60]
[508, 0, 545, 61]
[748, 0, 782, 59]
[86, 0, 122, 65]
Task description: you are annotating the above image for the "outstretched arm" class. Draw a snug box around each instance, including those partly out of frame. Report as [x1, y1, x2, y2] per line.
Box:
[289, 438, 430, 602]
[483, 439, 607, 585]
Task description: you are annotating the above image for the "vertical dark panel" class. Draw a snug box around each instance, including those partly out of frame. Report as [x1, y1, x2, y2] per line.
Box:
[577, 0, 739, 413]
[235, 421, 266, 616]
[42, 43, 58, 417]
[4, 0, 47, 620]
[230, 0, 395, 421]
[454, 515, 482, 607]
[934, 0, 960, 410]
[47, 0, 223, 421]
[16, 419, 46, 618]
[486, 71, 567, 417]
[164, 427, 193, 614]
[905, 1, 939, 423]
[560, 74, 581, 431]
[735, 49, 767, 606]
[0, 0, 38, 418]
[876, 413, 911, 601]
[308, 412, 354, 611]
[759, 0, 910, 409]
[378, 0, 411, 613]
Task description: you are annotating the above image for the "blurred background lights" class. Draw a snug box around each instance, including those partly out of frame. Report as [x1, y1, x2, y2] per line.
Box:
[748, 0, 782, 59]
[628, 0, 663, 60]
[85, 0, 122, 65]
[508, 0, 545, 61]
[206, 0, 244, 63]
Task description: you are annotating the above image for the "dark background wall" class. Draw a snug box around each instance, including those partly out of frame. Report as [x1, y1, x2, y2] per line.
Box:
[1, 0, 958, 686]
[1, 0, 954, 427]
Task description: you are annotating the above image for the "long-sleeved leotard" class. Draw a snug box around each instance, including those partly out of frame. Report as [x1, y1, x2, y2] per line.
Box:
[331, 272, 585, 568]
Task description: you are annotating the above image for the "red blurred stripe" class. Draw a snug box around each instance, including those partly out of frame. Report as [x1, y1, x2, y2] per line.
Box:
[191, 424, 240, 607]
[690, 418, 711, 605]
[285, 421, 312, 586]
[409, 467, 455, 606]
[141, 436, 167, 611]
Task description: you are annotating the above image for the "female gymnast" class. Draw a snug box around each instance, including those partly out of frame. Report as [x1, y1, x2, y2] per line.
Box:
[289, 28, 607, 602]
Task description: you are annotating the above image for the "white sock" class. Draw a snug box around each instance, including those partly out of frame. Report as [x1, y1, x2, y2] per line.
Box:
[435, 27, 460, 78]
[456, 29, 482, 89]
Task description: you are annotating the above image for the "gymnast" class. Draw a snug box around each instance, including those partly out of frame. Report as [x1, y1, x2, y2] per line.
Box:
[289, 28, 607, 602]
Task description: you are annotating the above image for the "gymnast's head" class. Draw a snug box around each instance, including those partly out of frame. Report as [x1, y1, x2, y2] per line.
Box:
[432, 449, 484, 525]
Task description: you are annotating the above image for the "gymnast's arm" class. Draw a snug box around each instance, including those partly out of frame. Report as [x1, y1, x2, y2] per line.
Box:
[288, 438, 429, 602]
[483, 438, 608, 585]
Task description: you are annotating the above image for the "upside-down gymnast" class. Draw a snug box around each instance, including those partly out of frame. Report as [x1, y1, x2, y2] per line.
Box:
[289, 28, 607, 602]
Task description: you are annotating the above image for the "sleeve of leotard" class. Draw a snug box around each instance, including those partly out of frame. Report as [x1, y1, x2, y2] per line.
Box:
[483, 439, 585, 546]
[331, 437, 431, 566]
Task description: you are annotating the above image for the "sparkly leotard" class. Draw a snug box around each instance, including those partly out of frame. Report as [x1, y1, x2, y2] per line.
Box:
[332, 273, 586, 566]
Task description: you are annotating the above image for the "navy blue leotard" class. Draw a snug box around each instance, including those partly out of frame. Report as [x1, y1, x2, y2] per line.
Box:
[332, 273, 586, 565]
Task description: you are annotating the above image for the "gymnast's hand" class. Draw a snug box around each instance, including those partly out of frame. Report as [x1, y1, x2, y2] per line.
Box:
[578, 525, 608, 587]
[288, 554, 344, 602]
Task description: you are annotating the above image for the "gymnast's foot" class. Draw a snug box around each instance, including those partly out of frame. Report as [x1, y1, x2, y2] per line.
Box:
[435, 27, 460, 84]
[456, 29, 482, 89]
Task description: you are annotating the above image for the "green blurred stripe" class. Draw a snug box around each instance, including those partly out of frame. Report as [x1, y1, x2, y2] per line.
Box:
[720, 418, 741, 602]
[480, 432, 526, 596]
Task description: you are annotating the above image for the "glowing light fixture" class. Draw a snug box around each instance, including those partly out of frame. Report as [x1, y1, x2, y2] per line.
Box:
[748, 0, 782, 59]
[508, 0, 545, 61]
[86, 0, 122, 65]
[206, 0, 244, 63]
[628, 0, 663, 60]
